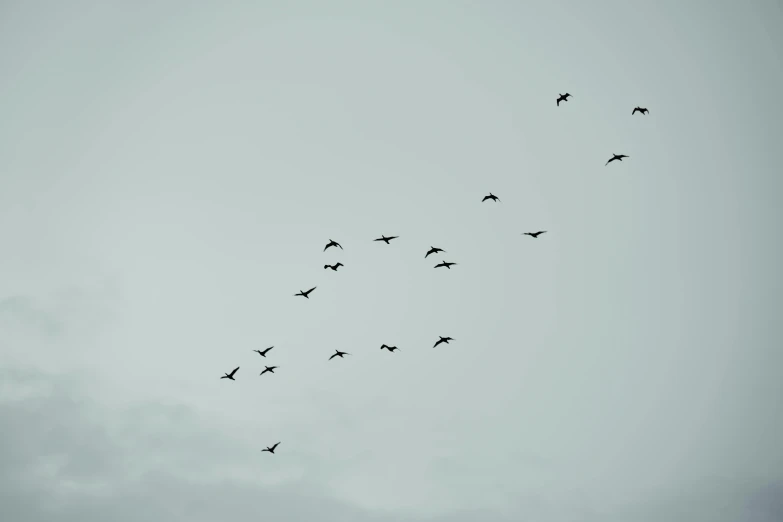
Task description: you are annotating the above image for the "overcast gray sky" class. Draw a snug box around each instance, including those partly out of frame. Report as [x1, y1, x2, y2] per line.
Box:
[1, 1, 782, 521]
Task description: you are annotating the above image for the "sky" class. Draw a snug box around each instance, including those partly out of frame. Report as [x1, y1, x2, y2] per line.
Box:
[1, 1, 782, 520]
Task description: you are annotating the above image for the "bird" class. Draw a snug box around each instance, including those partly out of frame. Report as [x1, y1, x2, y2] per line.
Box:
[632, 107, 649, 115]
[374, 235, 399, 244]
[380, 344, 400, 352]
[261, 442, 281, 454]
[324, 239, 343, 251]
[294, 286, 317, 298]
[425, 246, 445, 258]
[434, 261, 457, 269]
[523, 231, 547, 238]
[329, 350, 350, 360]
[260, 365, 278, 376]
[221, 367, 239, 380]
[482, 193, 500, 203]
[253, 346, 274, 357]
[605, 154, 629, 166]
[556, 93, 572, 106]
[324, 262, 344, 271]
[433, 336, 454, 348]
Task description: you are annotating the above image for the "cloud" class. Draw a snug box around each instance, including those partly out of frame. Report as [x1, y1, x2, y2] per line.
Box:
[1, 366, 781, 522]
[0, 295, 63, 338]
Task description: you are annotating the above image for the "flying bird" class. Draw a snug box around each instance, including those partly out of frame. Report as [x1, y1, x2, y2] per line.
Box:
[556, 93, 572, 106]
[329, 350, 350, 360]
[324, 262, 344, 271]
[295, 286, 317, 298]
[425, 246, 445, 258]
[434, 261, 457, 269]
[433, 336, 454, 348]
[374, 235, 399, 244]
[253, 346, 274, 357]
[221, 367, 239, 380]
[380, 344, 400, 352]
[632, 107, 649, 115]
[482, 193, 500, 203]
[261, 442, 281, 454]
[523, 231, 547, 238]
[260, 365, 278, 376]
[323, 239, 343, 251]
[605, 154, 629, 166]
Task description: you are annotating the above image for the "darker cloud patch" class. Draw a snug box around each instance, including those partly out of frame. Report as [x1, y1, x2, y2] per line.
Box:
[0, 295, 63, 337]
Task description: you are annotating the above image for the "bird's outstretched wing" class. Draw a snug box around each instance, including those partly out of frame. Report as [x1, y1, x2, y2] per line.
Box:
[306, 286, 316, 294]
[229, 367, 239, 377]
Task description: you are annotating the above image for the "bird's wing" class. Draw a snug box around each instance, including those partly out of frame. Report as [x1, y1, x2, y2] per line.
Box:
[337, 244, 343, 249]
[323, 244, 330, 251]
[230, 367, 239, 376]
[329, 353, 337, 360]
[557, 99, 561, 106]
[307, 286, 317, 293]
[272, 442, 280, 450]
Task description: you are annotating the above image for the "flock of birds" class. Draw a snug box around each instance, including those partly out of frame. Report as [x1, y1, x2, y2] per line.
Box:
[220, 92, 650, 456]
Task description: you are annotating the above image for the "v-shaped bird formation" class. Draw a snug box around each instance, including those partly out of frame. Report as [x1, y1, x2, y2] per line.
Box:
[222, 93, 649, 456]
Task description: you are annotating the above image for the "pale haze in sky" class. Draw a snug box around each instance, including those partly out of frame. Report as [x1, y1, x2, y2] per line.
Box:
[1, 1, 782, 521]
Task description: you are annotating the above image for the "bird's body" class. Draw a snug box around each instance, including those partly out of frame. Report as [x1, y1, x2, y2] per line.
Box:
[261, 442, 280, 454]
[425, 246, 445, 258]
[632, 107, 649, 115]
[253, 346, 274, 357]
[221, 367, 239, 380]
[380, 344, 400, 352]
[374, 235, 399, 244]
[433, 336, 454, 348]
[324, 262, 344, 271]
[324, 239, 343, 252]
[434, 261, 457, 269]
[295, 286, 317, 298]
[329, 350, 350, 360]
[482, 193, 500, 203]
[259, 365, 278, 376]
[556, 93, 572, 106]
[523, 231, 547, 238]
[605, 154, 629, 166]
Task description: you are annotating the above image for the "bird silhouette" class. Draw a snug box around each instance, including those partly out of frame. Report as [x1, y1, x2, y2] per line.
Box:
[221, 367, 239, 380]
[434, 261, 457, 269]
[329, 350, 350, 360]
[324, 262, 344, 271]
[374, 235, 399, 244]
[380, 344, 400, 352]
[295, 286, 317, 298]
[482, 193, 500, 203]
[605, 154, 629, 166]
[261, 442, 280, 454]
[433, 336, 454, 348]
[260, 365, 278, 376]
[632, 107, 649, 115]
[556, 93, 572, 106]
[324, 239, 343, 251]
[523, 231, 547, 238]
[253, 346, 274, 357]
[425, 246, 445, 258]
